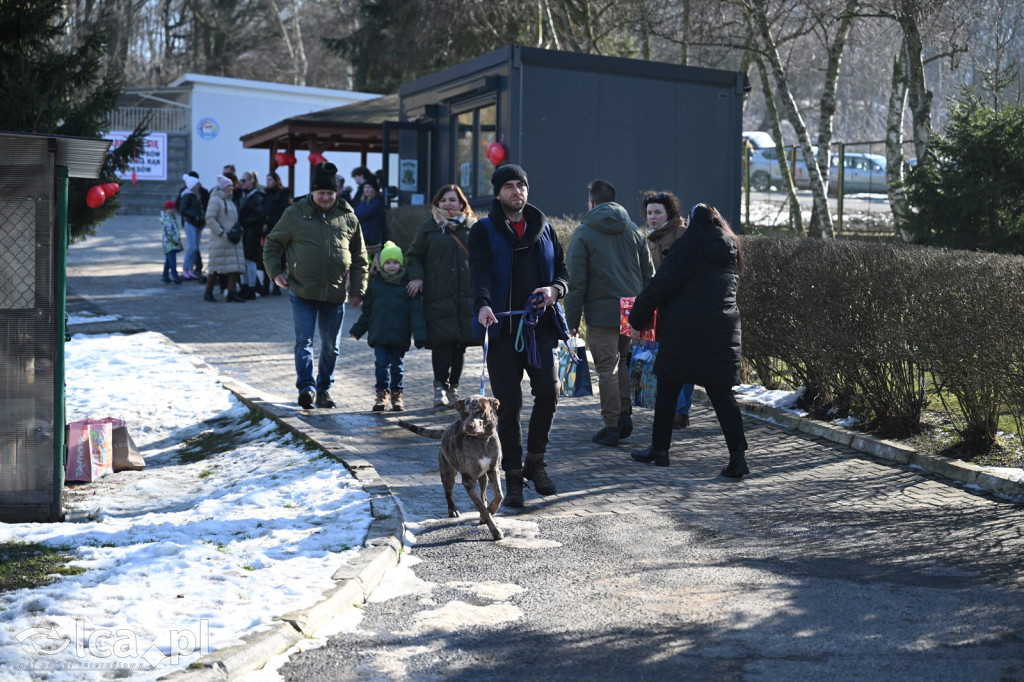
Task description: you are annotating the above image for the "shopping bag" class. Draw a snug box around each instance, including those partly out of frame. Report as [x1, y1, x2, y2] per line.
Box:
[629, 341, 659, 408]
[620, 297, 657, 342]
[558, 338, 593, 397]
[98, 417, 146, 472]
[66, 419, 114, 482]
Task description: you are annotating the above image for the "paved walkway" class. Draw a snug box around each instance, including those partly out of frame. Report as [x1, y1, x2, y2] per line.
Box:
[66, 215, 1024, 680]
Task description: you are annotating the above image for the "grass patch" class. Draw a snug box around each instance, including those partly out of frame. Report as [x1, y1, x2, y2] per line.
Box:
[0, 542, 86, 594]
[177, 414, 255, 463]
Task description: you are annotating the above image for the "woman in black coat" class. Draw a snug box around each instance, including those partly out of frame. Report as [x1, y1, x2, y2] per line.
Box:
[627, 203, 749, 477]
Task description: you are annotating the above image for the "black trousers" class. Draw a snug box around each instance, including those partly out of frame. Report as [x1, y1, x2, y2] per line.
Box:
[652, 379, 747, 456]
[486, 326, 558, 471]
[431, 343, 466, 388]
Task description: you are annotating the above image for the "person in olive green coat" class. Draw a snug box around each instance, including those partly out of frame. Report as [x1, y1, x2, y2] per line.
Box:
[263, 162, 368, 411]
[351, 242, 427, 412]
[405, 184, 478, 408]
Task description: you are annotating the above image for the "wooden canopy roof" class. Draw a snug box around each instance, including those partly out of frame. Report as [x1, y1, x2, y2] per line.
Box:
[241, 93, 400, 192]
[241, 93, 399, 160]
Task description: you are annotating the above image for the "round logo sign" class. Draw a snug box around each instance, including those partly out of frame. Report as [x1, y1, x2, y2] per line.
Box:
[197, 118, 219, 140]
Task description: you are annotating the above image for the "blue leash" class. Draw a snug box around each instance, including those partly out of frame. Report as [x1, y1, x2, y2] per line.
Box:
[478, 293, 549, 395]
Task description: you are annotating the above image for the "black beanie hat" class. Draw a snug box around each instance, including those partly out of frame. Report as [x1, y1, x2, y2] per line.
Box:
[311, 162, 338, 192]
[491, 164, 528, 195]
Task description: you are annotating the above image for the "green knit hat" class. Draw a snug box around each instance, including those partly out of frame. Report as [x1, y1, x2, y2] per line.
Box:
[379, 240, 403, 267]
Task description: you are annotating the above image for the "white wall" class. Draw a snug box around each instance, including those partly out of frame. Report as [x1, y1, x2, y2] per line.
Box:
[183, 75, 396, 193]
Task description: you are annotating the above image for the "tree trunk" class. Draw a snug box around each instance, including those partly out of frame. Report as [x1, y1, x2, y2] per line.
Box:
[897, 0, 932, 162]
[807, 0, 858, 236]
[885, 38, 913, 240]
[747, 0, 834, 238]
[755, 52, 804, 235]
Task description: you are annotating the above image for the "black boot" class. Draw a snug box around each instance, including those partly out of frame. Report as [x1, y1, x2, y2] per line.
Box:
[631, 446, 669, 466]
[503, 470, 524, 508]
[524, 452, 557, 495]
[721, 449, 750, 478]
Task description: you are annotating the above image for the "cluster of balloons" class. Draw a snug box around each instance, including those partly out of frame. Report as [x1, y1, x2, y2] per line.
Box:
[274, 152, 330, 167]
[86, 182, 120, 209]
[274, 152, 298, 167]
[486, 141, 506, 166]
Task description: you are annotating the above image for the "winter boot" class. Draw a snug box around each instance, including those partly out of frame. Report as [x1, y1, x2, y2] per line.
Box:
[391, 389, 404, 412]
[443, 385, 459, 408]
[673, 413, 690, 429]
[503, 470, 524, 508]
[523, 452, 557, 496]
[631, 446, 669, 467]
[433, 381, 447, 408]
[372, 389, 389, 412]
[720, 449, 750, 479]
[617, 411, 633, 439]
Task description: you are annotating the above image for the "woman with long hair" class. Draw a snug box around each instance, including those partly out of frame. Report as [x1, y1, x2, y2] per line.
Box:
[405, 184, 478, 407]
[642, 190, 695, 429]
[628, 203, 749, 477]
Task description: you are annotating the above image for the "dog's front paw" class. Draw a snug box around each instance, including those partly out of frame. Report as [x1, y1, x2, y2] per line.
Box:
[448, 508, 460, 518]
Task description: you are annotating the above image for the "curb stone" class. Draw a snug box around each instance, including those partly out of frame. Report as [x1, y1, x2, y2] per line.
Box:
[692, 387, 1024, 501]
[157, 375, 406, 680]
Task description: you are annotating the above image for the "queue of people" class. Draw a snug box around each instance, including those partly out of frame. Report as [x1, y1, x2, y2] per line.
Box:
[161, 161, 751, 504]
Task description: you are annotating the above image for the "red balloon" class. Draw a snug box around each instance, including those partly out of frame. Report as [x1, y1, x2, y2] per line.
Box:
[283, 153, 297, 166]
[102, 182, 120, 196]
[86, 185, 106, 209]
[275, 152, 289, 166]
[308, 152, 326, 166]
[486, 141, 506, 165]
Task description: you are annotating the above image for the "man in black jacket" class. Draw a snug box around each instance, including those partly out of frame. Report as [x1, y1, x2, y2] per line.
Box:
[469, 165, 570, 508]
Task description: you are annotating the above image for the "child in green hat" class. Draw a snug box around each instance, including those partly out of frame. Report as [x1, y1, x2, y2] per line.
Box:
[350, 241, 428, 411]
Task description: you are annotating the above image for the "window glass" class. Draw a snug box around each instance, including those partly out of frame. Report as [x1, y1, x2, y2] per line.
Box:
[478, 104, 497, 197]
[456, 111, 474, 195]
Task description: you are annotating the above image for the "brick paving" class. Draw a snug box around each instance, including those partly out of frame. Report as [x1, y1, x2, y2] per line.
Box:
[67, 215, 1021, 527]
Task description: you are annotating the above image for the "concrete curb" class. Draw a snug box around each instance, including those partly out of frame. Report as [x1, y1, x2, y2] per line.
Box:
[158, 375, 406, 680]
[693, 387, 1024, 501]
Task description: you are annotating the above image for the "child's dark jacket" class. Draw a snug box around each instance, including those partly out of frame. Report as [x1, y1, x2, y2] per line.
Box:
[350, 270, 427, 351]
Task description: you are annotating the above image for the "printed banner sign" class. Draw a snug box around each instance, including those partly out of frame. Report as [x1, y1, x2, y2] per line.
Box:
[104, 131, 168, 181]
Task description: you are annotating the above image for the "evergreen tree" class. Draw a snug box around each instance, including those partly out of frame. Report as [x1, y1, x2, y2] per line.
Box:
[0, 0, 144, 240]
[903, 96, 1024, 254]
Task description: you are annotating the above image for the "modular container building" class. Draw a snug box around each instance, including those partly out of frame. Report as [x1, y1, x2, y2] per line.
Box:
[395, 44, 748, 228]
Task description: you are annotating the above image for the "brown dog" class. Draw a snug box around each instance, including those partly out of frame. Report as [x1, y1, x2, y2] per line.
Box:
[439, 395, 504, 540]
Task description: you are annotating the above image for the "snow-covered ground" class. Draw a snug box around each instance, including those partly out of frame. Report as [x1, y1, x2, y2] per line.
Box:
[0, 331, 372, 680]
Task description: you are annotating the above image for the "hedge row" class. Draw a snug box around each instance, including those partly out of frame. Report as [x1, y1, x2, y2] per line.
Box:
[738, 236, 1024, 442]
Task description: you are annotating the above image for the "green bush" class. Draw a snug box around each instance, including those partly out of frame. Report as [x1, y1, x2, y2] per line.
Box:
[739, 235, 1024, 443]
[903, 96, 1024, 254]
[386, 205, 431, 251]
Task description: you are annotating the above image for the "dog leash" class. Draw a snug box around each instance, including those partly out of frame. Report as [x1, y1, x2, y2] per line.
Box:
[478, 292, 550, 396]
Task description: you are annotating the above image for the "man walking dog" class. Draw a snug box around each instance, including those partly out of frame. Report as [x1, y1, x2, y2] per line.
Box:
[564, 179, 654, 446]
[469, 164, 570, 508]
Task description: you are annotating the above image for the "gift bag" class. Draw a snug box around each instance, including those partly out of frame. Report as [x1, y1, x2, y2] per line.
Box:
[620, 297, 657, 342]
[98, 417, 146, 472]
[558, 338, 593, 397]
[629, 341, 659, 408]
[66, 419, 114, 482]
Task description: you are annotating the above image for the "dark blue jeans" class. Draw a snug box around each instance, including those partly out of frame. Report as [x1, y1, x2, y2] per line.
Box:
[374, 345, 405, 391]
[162, 251, 179, 281]
[290, 293, 345, 393]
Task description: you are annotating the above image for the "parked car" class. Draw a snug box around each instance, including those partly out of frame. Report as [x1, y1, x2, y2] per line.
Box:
[747, 146, 812, 192]
[829, 152, 888, 194]
[743, 130, 775, 149]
